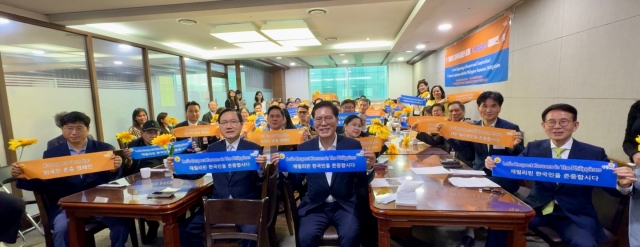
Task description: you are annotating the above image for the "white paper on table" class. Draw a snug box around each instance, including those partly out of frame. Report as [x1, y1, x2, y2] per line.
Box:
[150, 168, 169, 172]
[410, 166, 451, 175]
[449, 169, 487, 176]
[93, 196, 109, 203]
[397, 181, 423, 192]
[377, 157, 389, 164]
[396, 192, 418, 206]
[448, 177, 501, 188]
[161, 187, 180, 193]
[204, 173, 213, 178]
[370, 177, 406, 187]
[97, 184, 127, 188]
[375, 193, 397, 204]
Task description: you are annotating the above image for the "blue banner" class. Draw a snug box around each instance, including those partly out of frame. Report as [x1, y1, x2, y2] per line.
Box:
[130, 139, 191, 159]
[445, 48, 509, 87]
[278, 150, 367, 173]
[173, 150, 261, 175]
[491, 156, 618, 188]
[338, 112, 357, 126]
[286, 107, 297, 117]
[399, 95, 426, 106]
[385, 106, 392, 112]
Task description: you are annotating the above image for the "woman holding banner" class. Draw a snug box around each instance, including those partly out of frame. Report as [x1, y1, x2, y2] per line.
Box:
[622, 100, 640, 246]
[426, 86, 448, 117]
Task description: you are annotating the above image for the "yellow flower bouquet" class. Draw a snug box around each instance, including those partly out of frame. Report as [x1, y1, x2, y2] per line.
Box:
[247, 115, 257, 123]
[386, 143, 399, 161]
[401, 136, 410, 149]
[368, 118, 390, 141]
[8, 138, 38, 162]
[420, 91, 430, 98]
[402, 107, 413, 115]
[165, 116, 178, 127]
[393, 111, 403, 118]
[636, 135, 640, 151]
[116, 131, 135, 148]
[151, 134, 176, 157]
[211, 114, 219, 123]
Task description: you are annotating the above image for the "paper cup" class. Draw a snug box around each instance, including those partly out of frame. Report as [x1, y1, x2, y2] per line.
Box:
[140, 167, 151, 179]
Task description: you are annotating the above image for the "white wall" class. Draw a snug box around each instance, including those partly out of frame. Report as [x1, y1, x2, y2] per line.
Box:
[284, 67, 310, 100]
[99, 88, 149, 147]
[413, 0, 640, 158]
[388, 62, 415, 98]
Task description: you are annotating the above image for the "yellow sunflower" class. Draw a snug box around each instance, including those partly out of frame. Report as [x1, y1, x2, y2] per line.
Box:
[401, 136, 410, 148]
[115, 131, 135, 145]
[8, 138, 38, 162]
[386, 143, 399, 161]
[247, 115, 257, 123]
[165, 117, 178, 126]
[636, 135, 640, 151]
[211, 114, 219, 123]
[151, 134, 175, 156]
[393, 111, 402, 118]
[402, 107, 413, 115]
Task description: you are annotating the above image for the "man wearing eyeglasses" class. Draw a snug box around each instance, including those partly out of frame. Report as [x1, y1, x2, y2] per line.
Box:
[167, 109, 271, 247]
[483, 103, 636, 247]
[288, 101, 376, 247]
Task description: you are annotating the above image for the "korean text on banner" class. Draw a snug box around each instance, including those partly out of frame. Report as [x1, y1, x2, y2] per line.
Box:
[491, 156, 618, 188]
[447, 91, 484, 103]
[444, 15, 511, 87]
[366, 109, 386, 117]
[439, 121, 515, 148]
[20, 151, 115, 180]
[173, 150, 260, 175]
[173, 125, 220, 138]
[313, 93, 338, 100]
[407, 116, 447, 133]
[399, 95, 427, 106]
[246, 129, 305, 146]
[278, 150, 366, 173]
[356, 137, 383, 152]
[130, 139, 191, 159]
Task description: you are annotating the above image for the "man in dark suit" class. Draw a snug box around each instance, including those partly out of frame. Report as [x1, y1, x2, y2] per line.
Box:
[446, 101, 475, 166]
[201, 101, 218, 123]
[47, 111, 95, 149]
[11, 111, 129, 247]
[287, 101, 376, 247]
[484, 103, 636, 247]
[441, 91, 524, 193]
[175, 101, 219, 152]
[167, 108, 271, 247]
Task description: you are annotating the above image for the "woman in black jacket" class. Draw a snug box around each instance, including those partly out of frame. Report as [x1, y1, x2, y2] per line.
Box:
[224, 90, 239, 111]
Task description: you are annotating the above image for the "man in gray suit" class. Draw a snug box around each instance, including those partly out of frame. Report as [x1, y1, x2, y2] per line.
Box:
[46, 111, 94, 149]
[201, 101, 218, 123]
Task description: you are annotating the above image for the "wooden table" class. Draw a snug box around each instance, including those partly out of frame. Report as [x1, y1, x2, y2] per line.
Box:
[59, 171, 212, 247]
[371, 148, 535, 247]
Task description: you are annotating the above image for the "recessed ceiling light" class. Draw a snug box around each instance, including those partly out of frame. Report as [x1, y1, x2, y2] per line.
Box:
[406, 50, 412, 53]
[114, 61, 123, 65]
[339, 54, 345, 56]
[307, 8, 327, 16]
[397, 57, 404, 61]
[276, 57, 282, 59]
[214, 47, 217, 49]
[240, 65, 244, 68]
[416, 44, 426, 49]
[342, 60, 348, 64]
[31, 50, 45, 54]
[366, 38, 370, 40]
[86, 23, 134, 35]
[0, 18, 9, 24]
[177, 19, 198, 25]
[325, 37, 338, 41]
[438, 24, 452, 30]
[290, 62, 296, 66]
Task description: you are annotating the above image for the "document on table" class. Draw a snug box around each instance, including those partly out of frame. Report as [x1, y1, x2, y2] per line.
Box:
[371, 177, 406, 187]
[374, 181, 423, 206]
[97, 177, 130, 188]
[448, 177, 501, 188]
[449, 169, 487, 176]
[410, 166, 451, 175]
[160, 187, 180, 193]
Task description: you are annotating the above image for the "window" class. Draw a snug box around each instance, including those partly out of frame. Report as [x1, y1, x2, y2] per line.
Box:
[309, 66, 388, 101]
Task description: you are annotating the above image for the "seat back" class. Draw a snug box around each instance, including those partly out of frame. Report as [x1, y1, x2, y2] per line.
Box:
[203, 198, 270, 247]
[283, 179, 301, 247]
[0, 165, 16, 188]
[33, 191, 55, 247]
[261, 164, 279, 226]
[592, 187, 629, 235]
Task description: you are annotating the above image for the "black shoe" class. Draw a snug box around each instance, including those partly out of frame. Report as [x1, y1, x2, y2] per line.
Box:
[457, 235, 475, 247]
[143, 221, 160, 244]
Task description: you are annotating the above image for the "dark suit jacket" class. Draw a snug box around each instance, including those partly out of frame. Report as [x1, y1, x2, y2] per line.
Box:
[17, 139, 118, 219]
[289, 135, 375, 216]
[174, 121, 219, 151]
[521, 139, 623, 243]
[416, 132, 449, 151]
[46, 134, 95, 150]
[201, 111, 214, 123]
[123, 138, 165, 176]
[175, 139, 263, 199]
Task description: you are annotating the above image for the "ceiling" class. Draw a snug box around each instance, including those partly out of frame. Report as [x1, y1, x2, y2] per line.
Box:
[0, 0, 518, 69]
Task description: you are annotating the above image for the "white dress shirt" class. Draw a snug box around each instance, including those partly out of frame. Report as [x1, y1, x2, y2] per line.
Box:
[319, 135, 338, 202]
[188, 121, 198, 126]
[550, 138, 632, 195]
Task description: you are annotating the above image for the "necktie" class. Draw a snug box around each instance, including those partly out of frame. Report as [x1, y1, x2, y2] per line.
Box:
[227, 145, 234, 175]
[542, 147, 566, 215]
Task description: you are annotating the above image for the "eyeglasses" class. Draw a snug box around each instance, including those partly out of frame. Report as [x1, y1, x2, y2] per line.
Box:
[63, 126, 86, 133]
[545, 119, 571, 127]
[220, 120, 241, 126]
[342, 106, 355, 110]
[314, 116, 336, 124]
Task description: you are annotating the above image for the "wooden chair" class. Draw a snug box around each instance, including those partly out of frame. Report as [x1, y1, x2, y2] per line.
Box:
[203, 198, 270, 247]
[260, 164, 279, 247]
[33, 191, 139, 247]
[532, 187, 629, 247]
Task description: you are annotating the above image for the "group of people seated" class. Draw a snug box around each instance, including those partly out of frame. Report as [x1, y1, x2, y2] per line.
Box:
[2, 83, 639, 247]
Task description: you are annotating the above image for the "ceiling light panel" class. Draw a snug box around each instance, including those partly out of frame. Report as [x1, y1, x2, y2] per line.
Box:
[210, 23, 267, 43]
[0, 45, 38, 54]
[261, 20, 316, 40]
[233, 41, 282, 49]
[277, 39, 321, 47]
[333, 41, 391, 49]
